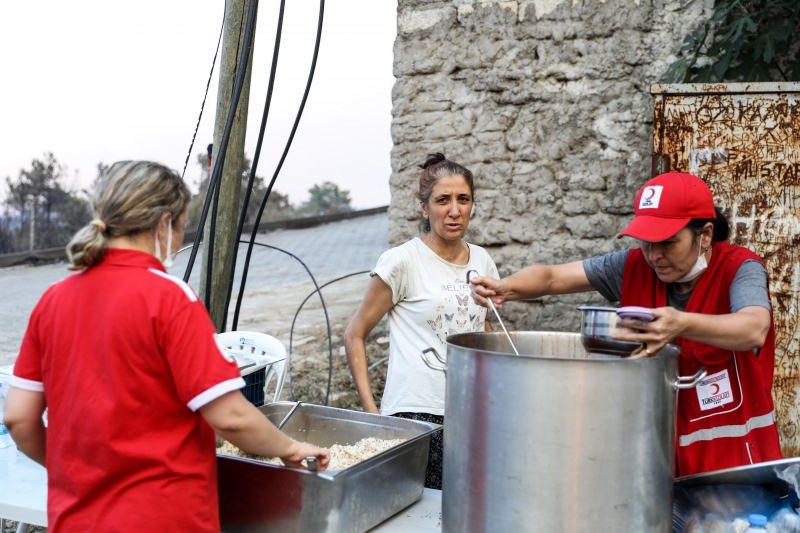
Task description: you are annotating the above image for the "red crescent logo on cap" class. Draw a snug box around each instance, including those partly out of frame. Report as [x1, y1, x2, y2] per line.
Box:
[710, 383, 720, 395]
[643, 188, 656, 200]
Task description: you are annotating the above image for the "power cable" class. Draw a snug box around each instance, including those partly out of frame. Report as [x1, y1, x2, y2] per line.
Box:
[204, 169, 221, 307]
[183, 0, 260, 284]
[175, 242, 368, 407]
[181, 2, 226, 180]
[202, 0, 254, 306]
[242, 240, 333, 405]
[221, 0, 287, 331]
[231, 0, 325, 330]
[287, 270, 369, 401]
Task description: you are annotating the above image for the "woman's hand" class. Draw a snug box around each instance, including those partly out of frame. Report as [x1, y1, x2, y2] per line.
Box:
[469, 276, 510, 309]
[282, 440, 330, 470]
[362, 402, 380, 415]
[614, 307, 687, 356]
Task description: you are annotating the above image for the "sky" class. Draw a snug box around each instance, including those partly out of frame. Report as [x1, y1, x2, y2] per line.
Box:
[0, 1, 397, 209]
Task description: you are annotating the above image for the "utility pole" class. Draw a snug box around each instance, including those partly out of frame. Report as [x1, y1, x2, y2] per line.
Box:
[200, 0, 257, 330]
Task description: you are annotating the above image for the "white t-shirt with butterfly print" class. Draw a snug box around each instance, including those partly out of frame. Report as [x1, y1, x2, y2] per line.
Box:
[371, 237, 499, 416]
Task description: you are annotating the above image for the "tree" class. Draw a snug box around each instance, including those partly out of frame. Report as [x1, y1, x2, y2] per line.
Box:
[0, 213, 15, 254]
[3, 153, 91, 251]
[300, 181, 353, 217]
[186, 151, 297, 232]
[89, 162, 112, 197]
[663, 0, 800, 83]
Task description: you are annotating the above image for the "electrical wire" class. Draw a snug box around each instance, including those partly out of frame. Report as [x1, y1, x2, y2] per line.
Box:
[287, 270, 369, 400]
[181, 2, 226, 180]
[177, 0, 331, 400]
[204, 171, 221, 307]
[221, 0, 287, 331]
[232, 0, 325, 330]
[183, 0, 260, 284]
[176, 243, 369, 407]
[203, 0, 255, 307]
[241, 240, 334, 405]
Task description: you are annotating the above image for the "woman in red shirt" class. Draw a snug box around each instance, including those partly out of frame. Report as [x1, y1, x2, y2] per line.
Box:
[4, 161, 328, 531]
[469, 172, 781, 476]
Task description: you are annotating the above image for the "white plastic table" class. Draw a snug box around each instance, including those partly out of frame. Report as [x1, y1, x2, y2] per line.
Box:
[0, 446, 47, 527]
[371, 488, 442, 531]
[0, 446, 442, 532]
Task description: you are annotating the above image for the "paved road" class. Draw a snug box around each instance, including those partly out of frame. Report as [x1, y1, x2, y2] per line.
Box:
[0, 213, 388, 365]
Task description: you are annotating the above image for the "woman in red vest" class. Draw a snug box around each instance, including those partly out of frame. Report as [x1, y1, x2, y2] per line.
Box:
[469, 171, 781, 476]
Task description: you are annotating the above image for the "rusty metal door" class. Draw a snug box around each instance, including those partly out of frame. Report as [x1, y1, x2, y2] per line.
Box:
[652, 82, 800, 456]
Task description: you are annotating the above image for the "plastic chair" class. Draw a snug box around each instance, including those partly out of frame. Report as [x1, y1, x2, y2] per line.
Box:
[216, 331, 288, 404]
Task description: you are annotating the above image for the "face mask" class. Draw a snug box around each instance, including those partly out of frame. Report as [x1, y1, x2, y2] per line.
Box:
[675, 241, 708, 283]
[154, 218, 174, 268]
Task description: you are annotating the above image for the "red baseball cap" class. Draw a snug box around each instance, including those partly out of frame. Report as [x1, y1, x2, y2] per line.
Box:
[618, 172, 716, 242]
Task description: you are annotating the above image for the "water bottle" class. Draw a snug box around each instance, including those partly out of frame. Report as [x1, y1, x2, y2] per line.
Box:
[0, 381, 14, 448]
[769, 508, 800, 533]
[745, 513, 768, 532]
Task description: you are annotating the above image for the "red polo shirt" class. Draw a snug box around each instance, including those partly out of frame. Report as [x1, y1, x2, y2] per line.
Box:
[11, 248, 244, 532]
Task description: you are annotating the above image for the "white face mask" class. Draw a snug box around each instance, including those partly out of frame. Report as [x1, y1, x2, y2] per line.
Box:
[675, 242, 708, 283]
[154, 218, 174, 268]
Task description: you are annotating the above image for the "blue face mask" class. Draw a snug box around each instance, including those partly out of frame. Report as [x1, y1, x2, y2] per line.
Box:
[154, 218, 174, 268]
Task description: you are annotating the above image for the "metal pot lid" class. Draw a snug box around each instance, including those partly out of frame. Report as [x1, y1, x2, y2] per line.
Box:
[577, 305, 617, 312]
[676, 457, 800, 488]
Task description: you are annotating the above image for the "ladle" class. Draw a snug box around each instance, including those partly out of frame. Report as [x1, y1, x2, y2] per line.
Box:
[277, 401, 302, 430]
[467, 269, 520, 356]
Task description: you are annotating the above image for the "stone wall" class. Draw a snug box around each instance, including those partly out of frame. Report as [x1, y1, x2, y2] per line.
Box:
[390, 0, 711, 330]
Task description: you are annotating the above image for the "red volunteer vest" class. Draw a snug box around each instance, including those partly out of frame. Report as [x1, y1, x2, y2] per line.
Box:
[621, 242, 781, 476]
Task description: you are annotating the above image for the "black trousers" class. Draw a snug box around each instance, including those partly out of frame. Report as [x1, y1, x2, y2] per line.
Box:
[392, 412, 444, 490]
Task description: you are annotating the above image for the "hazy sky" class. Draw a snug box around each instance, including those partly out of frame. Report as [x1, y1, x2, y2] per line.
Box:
[0, 1, 397, 208]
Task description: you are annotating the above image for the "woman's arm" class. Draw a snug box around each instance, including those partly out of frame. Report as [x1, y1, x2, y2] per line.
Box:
[344, 276, 395, 414]
[200, 391, 329, 468]
[470, 261, 593, 308]
[616, 305, 771, 355]
[4, 387, 47, 466]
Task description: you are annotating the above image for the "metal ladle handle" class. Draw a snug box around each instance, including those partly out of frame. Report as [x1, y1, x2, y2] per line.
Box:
[466, 269, 520, 356]
[277, 401, 302, 430]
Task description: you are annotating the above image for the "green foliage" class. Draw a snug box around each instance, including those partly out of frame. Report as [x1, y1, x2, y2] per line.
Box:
[0, 215, 15, 254]
[300, 181, 353, 217]
[2, 153, 91, 251]
[663, 0, 800, 83]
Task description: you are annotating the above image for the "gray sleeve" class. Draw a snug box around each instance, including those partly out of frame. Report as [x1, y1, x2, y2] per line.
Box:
[582, 249, 629, 304]
[730, 260, 771, 313]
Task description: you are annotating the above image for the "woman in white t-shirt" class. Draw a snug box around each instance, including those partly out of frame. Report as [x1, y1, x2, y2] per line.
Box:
[344, 153, 498, 488]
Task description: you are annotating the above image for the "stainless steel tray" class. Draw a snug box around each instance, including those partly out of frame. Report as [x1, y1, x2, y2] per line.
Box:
[676, 457, 800, 489]
[217, 402, 441, 532]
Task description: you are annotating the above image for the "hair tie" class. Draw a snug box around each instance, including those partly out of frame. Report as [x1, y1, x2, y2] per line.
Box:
[90, 219, 107, 233]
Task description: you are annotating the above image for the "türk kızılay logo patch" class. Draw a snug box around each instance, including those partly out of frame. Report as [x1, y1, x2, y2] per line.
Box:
[638, 185, 664, 209]
[696, 369, 734, 411]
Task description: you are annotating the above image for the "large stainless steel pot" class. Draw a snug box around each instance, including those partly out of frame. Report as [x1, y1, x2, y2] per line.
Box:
[427, 331, 705, 533]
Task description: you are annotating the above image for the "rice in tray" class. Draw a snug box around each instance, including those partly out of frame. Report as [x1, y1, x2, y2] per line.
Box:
[217, 437, 407, 471]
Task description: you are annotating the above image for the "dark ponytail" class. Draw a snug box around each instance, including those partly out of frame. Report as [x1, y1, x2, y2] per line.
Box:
[687, 205, 729, 242]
